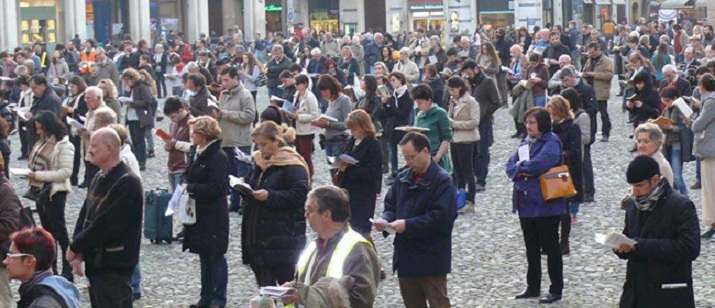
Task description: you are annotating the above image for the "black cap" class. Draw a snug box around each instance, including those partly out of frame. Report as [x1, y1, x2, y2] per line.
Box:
[626, 155, 660, 184]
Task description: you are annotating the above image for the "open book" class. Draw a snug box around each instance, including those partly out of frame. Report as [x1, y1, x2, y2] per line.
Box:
[673, 97, 693, 118]
[395, 126, 429, 133]
[281, 100, 297, 113]
[650, 116, 676, 125]
[9, 168, 31, 177]
[595, 230, 637, 249]
[229, 175, 253, 194]
[318, 114, 339, 122]
[327, 154, 360, 169]
[16, 106, 31, 121]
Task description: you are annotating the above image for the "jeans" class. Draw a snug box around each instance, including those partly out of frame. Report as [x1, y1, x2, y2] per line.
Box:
[199, 253, 228, 307]
[666, 147, 688, 196]
[569, 201, 580, 214]
[127, 121, 147, 167]
[597, 100, 612, 136]
[168, 172, 185, 191]
[268, 86, 284, 99]
[473, 119, 493, 186]
[520, 215, 563, 295]
[451, 142, 476, 202]
[87, 270, 133, 308]
[224, 146, 251, 211]
[156, 75, 167, 98]
[145, 127, 155, 155]
[534, 96, 547, 107]
[582, 144, 595, 195]
[131, 265, 141, 294]
[36, 191, 71, 279]
[326, 139, 347, 177]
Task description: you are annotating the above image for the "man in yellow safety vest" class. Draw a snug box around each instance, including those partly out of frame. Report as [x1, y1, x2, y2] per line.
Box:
[281, 185, 380, 308]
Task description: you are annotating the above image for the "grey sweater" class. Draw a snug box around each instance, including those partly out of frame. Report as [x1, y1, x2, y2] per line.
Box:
[324, 95, 352, 140]
[693, 92, 715, 158]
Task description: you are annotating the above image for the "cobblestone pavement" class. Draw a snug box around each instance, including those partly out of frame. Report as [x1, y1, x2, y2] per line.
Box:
[6, 78, 715, 307]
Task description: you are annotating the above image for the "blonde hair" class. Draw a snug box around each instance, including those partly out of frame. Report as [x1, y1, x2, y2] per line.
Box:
[188, 116, 222, 141]
[138, 69, 158, 97]
[251, 120, 296, 145]
[98, 79, 118, 100]
[546, 95, 574, 120]
[121, 68, 141, 81]
[108, 124, 128, 145]
[345, 109, 376, 137]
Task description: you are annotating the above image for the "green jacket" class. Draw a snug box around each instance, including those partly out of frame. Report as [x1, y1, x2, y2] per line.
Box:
[415, 105, 452, 171]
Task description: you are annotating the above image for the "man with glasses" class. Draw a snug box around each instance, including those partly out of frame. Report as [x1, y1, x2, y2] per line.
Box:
[4, 227, 80, 307]
[281, 185, 380, 307]
[373, 132, 456, 307]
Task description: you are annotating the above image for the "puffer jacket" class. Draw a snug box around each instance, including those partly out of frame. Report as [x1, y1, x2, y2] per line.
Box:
[32, 136, 75, 199]
[448, 93, 480, 143]
[294, 90, 321, 136]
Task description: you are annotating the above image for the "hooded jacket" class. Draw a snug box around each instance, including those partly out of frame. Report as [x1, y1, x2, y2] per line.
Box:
[17, 275, 81, 308]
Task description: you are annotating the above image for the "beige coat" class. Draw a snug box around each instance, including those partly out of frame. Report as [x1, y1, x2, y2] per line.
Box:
[583, 55, 614, 101]
[294, 90, 321, 136]
[392, 59, 420, 84]
[409, 38, 432, 68]
[218, 82, 256, 147]
[33, 136, 74, 199]
[448, 94, 480, 143]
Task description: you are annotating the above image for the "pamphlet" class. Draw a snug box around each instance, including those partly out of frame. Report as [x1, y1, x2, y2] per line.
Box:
[394, 126, 429, 133]
[259, 286, 296, 298]
[66, 116, 85, 130]
[229, 175, 254, 194]
[270, 95, 287, 102]
[501, 66, 514, 75]
[428, 55, 438, 64]
[318, 114, 338, 122]
[650, 116, 676, 125]
[518, 144, 530, 162]
[155, 129, 171, 140]
[595, 230, 637, 249]
[16, 106, 30, 121]
[673, 97, 693, 118]
[9, 168, 31, 177]
[369, 218, 396, 235]
[282, 100, 297, 113]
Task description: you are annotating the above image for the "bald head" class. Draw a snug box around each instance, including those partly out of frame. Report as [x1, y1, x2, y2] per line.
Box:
[89, 127, 122, 170]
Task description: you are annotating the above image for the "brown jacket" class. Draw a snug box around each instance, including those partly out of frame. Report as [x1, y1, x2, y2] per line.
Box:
[293, 226, 380, 308]
[167, 113, 192, 173]
[583, 55, 614, 101]
[0, 176, 21, 261]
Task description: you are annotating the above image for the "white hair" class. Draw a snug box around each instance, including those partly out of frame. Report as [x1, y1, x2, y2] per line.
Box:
[559, 54, 572, 63]
[185, 62, 199, 71]
[271, 44, 284, 52]
[374, 33, 383, 40]
[510, 44, 523, 52]
[86, 86, 103, 101]
[399, 47, 411, 55]
[310, 47, 321, 56]
[662, 64, 678, 74]
[460, 36, 471, 43]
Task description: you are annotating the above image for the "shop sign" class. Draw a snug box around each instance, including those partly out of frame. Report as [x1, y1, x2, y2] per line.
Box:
[410, 0, 443, 10]
[266, 4, 283, 12]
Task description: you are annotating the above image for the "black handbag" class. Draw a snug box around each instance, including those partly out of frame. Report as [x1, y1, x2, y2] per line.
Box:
[22, 186, 42, 202]
[680, 125, 696, 162]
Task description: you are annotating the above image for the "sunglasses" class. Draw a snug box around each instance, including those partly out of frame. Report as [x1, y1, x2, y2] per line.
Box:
[5, 253, 31, 259]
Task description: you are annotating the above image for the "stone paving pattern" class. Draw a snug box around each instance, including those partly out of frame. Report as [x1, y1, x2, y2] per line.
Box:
[6, 78, 715, 307]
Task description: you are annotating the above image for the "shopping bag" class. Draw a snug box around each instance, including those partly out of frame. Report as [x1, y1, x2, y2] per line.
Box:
[178, 189, 197, 225]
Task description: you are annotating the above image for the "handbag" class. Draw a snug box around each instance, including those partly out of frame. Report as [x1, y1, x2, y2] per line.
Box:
[255, 73, 267, 87]
[1, 181, 35, 228]
[178, 189, 197, 225]
[23, 186, 42, 202]
[539, 165, 578, 201]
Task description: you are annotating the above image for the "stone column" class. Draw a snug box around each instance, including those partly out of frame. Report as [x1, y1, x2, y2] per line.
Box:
[64, 0, 87, 43]
[186, 0, 210, 43]
[129, 0, 151, 42]
[243, 0, 266, 39]
[0, 0, 19, 51]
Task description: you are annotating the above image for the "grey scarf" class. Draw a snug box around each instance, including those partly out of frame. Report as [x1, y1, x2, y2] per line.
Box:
[631, 178, 667, 212]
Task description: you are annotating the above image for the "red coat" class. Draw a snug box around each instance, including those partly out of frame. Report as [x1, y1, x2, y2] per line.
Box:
[175, 43, 193, 64]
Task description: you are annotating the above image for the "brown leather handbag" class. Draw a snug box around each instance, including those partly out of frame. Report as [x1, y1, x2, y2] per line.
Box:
[539, 165, 577, 201]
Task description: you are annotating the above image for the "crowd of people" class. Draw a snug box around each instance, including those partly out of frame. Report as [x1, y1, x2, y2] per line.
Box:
[0, 16, 713, 307]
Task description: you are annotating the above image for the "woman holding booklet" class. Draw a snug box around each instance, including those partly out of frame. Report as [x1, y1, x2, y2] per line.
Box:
[650, 87, 691, 196]
[27, 111, 75, 282]
[64, 76, 88, 186]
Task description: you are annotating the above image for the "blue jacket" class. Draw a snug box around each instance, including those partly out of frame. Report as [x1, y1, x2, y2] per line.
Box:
[382, 160, 457, 278]
[506, 132, 567, 218]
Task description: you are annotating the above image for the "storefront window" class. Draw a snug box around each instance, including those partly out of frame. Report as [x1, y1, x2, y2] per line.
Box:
[309, 0, 339, 34]
[412, 11, 444, 33]
[19, 0, 59, 45]
[479, 13, 514, 30]
[266, 0, 283, 33]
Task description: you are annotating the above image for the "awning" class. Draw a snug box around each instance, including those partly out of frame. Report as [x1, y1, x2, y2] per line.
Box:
[612, 0, 626, 4]
[658, 0, 695, 10]
[583, 0, 593, 4]
[594, 0, 611, 5]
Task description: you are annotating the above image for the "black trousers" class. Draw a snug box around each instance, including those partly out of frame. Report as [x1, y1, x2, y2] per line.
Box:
[87, 270, 133, 308]
[36, 191, 71, 278]
[582, 144, 595, 195]
[18, 121, 28, 157]
[451, 142, 476, 202]
[597, 100, 612, 136]
[69, 135, 82, 185]
[520, 215, 563, 295]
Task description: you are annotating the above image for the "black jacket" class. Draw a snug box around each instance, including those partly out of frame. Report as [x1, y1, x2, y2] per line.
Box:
[658, 77, 693, 98]
[188, 86, 214, 117]
[241, 150, 308, 267]
[425, 76, 445, 110]
[616, 183, 700, 308]
[266, 56, 293, 88]
[543, 43, 571, 77]
[338, 136, 383, 234]
[631, 71, 661, 127]
[384, 90, 414, 141]
[183, 140, 229, 255]
[552, 120, 583, 203]
[71, 162, 143, 273]
[468, 72, 501, 121]
[0, 176, 20, 261]
[30, 86, 62, 116]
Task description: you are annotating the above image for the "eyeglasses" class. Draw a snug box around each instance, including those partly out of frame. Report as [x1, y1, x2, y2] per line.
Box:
[403, 154, 418, 162]
[5, 253, 31, 259]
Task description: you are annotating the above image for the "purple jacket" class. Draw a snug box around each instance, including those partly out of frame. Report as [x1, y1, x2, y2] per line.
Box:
[506, 132, 567, 218]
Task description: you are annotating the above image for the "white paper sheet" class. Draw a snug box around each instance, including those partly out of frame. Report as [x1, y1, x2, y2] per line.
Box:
[9, 168, 31, 177]
[595, 230, 637, 249]
[673, 97, 693, 118]
[165, 185, 184, 216]
[66, 116, 85, 130]
[259, 286, 296, 298]
[518, 144, 530, 162]
[428, 55, 438, 64]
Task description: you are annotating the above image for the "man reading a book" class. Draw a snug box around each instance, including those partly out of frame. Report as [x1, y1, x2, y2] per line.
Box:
[614, 155, 700, 308]
[281, 185, 380, 308]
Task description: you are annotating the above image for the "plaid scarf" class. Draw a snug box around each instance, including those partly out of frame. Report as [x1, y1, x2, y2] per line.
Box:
[632, 178, 666, 212]
[28, 135, 57, 187]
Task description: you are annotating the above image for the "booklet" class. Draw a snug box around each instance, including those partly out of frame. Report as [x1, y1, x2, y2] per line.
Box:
[66, 116, 85, 130]
[327, 154, 360, 169]
[501, 66, 514, 75]
[229, 175, 254, 194]
[673, 97, 693, 118]
[518, 144, 530, 162]
[259, 286, 296, 298]
[155, 129, 171, 140]
[282, 100, 297, 113]
[270, 95, 287, 103]
[16, 106, 31, 121]
[650, 116, 676, 125]
[318, 114, 339, 122]
[595, 230, 637, 249]
[428, 55, 438, 64]
[369, 218, 396, 235]
[9, 168, 31, 177]
[394, 126, 429, 133]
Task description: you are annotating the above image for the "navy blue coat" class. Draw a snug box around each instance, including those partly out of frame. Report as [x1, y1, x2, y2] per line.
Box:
[506, 132, 567, 218]
[339, 136, 383, 234]
[382, 160, 457, 278]
[553, 120, 583, 204]
[616, 184, 700, 308]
